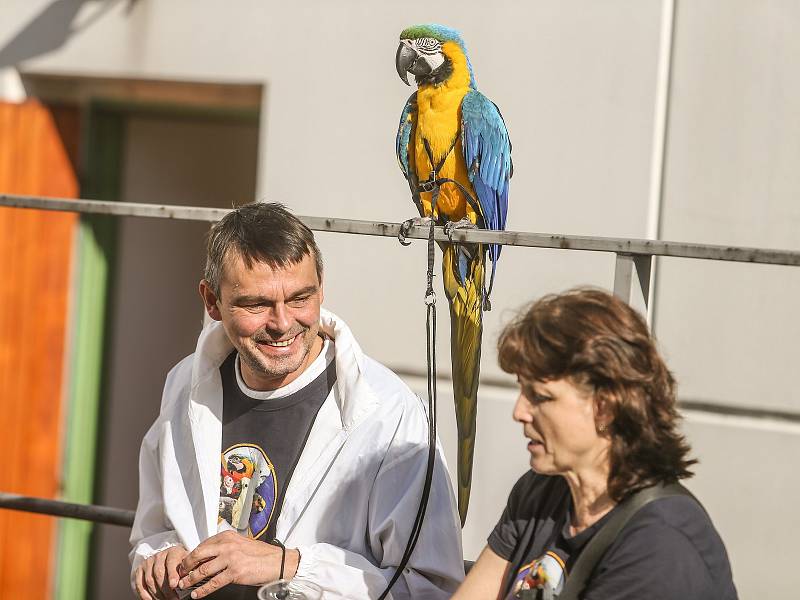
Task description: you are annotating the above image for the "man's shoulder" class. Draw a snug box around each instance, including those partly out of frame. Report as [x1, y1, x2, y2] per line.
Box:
[160, 352, 197, 409]
[360, 354, 423, 412]
[165, 353, 195, 386]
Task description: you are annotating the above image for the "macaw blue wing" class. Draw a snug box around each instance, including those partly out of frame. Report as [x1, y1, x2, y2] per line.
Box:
[460, 90, 511, 299]
[396, 92, 421, 213]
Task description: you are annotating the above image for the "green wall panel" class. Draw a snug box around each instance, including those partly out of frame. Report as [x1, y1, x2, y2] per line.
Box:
[55, 108, 122, 600]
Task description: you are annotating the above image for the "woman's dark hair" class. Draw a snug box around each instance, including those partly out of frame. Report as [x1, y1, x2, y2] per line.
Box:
[204, 201, 323, 296]
[498, 287, 696, 501]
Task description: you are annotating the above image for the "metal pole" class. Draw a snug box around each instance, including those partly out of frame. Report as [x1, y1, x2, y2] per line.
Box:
[3, 194, 800, 266]
[646, 0, 678, 328]
[0, 492, 135, 527]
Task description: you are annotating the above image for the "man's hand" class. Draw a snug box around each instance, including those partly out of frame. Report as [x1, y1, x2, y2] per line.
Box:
[177, 531, 300, 599]
[134, 544, 189, 600]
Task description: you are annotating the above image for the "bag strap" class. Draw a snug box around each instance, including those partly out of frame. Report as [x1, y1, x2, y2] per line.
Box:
[557, 482, 696, 600]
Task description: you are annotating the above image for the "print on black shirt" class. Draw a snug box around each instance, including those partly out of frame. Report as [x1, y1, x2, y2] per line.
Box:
[219, 444, 278, 538]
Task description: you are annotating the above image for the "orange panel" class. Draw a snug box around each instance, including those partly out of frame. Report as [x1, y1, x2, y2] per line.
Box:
[0, 100, 79, 600]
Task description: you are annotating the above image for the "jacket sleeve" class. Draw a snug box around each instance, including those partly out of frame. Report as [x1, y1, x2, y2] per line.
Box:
[292, 399, 465, 599]
[128, 359, 192, 588]
[128, 417, 181, 585]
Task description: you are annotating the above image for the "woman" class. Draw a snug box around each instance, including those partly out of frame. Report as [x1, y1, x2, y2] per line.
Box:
[453, 288, 737, 600]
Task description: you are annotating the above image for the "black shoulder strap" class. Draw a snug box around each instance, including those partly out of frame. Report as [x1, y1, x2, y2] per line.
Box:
[557, 483, 696, 600]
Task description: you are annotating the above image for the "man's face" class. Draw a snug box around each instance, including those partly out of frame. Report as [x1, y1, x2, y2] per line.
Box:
[200, 251, 324, 391]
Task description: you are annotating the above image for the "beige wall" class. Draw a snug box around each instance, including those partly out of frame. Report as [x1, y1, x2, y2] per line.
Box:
[2, 1, 799, 598]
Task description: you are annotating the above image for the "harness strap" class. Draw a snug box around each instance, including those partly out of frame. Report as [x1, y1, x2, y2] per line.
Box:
[422, 135, 458, 175]
[556, 483, 699, 600]
[418, 135, 494, 311]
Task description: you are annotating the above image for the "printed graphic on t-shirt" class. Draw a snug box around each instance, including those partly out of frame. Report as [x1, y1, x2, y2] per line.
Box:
[510, 550, 565, 600]
[219, 444, 277, 539]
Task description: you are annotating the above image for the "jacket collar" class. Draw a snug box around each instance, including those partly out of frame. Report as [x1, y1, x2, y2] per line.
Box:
[188, 308, 377, 430]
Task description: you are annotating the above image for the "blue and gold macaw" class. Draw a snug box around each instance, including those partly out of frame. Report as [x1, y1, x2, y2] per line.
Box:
[395, 24, 511, 524]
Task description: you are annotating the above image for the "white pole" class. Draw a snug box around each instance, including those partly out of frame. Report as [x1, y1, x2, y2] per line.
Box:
[646, 0, 676, 329]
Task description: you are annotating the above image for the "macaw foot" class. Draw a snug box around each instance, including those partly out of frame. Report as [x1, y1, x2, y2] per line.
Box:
[398, 216, 434, 246]
[444, 217, 477, 242]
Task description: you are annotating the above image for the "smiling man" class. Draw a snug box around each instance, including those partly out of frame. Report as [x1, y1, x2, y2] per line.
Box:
[129, 202, 463, 600]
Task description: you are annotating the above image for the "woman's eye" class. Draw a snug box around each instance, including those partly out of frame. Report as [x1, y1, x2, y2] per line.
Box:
[524, 388, 550, 404]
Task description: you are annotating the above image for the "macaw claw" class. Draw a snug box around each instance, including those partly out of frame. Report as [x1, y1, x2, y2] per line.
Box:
[398, 216, 434, 246]
[444, 217, 477, 242]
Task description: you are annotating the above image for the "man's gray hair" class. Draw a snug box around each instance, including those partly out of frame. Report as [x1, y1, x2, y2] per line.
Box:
[204, 202, 323, 296]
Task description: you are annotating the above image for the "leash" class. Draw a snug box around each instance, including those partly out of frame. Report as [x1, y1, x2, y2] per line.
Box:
[378, 188, 441, 600]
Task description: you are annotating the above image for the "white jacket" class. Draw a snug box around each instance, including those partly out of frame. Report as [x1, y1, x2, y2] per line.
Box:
[129, 309, 464, 599]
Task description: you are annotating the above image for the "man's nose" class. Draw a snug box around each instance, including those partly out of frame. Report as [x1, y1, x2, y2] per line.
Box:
[265, 303, 291, 333]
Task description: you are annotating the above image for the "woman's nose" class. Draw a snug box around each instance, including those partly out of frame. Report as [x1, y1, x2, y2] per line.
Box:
[512, 392, 530, 423]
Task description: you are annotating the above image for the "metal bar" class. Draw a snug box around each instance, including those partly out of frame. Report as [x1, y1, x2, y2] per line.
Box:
[634, 255, 653, 301]
[613, 254, 636, 301]
[0, 492, 134, 527]
[3, 194, 800, 266]
[614, 253, 654, 315]
[646, 0, 678, 329]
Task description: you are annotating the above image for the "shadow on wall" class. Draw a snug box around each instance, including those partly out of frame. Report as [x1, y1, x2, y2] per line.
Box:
[0, 0, 139, 68]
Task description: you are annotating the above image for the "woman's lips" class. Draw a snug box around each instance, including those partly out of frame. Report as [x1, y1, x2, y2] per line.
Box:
[527, 439, 544, 451]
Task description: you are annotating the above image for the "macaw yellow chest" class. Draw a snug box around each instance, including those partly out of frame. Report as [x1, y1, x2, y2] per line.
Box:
[413, 87, 477, 222]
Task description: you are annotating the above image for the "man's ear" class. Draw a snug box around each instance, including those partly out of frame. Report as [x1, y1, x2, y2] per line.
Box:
[199, 280, 222, 321]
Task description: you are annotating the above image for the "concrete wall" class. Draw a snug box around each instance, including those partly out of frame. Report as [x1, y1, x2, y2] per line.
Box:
[1, 1, 798, 598]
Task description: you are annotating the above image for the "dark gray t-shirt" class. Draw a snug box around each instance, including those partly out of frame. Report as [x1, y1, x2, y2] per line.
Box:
[210, 342, 335, 600]
[489, 471, 738, 600]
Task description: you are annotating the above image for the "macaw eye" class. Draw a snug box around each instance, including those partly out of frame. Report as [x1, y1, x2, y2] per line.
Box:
[416, 37, 441, 54]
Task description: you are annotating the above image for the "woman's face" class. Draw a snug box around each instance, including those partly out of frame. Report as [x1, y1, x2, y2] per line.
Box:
[512, 377, 608, 476]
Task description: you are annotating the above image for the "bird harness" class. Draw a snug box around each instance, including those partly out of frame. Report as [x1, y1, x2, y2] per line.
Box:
[416, 135, 493, 311]
[417, 136, 484, 225]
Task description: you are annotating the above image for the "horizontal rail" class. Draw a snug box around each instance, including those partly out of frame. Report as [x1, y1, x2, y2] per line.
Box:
[0, 492, 134, 527]
[3, 194, 800, 266]
[394, 367, 800, 425]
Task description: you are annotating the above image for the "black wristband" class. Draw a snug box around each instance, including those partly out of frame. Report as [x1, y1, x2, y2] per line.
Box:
[271, 538, 286, 581]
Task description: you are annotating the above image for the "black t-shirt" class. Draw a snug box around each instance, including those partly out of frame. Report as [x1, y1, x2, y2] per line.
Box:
[210, 342, 335, 600]
[488, 471, 738, 600]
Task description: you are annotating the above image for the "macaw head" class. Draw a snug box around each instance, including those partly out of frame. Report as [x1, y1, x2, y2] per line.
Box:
[396, 24, 476, 88]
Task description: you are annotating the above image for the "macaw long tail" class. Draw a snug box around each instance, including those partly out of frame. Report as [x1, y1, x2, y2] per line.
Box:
[442, 244, 485, 526]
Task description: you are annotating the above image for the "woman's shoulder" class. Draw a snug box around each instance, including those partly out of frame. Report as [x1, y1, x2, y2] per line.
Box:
[594, 493, 737, 599]
[624, 494, 725, 554]
[506, 471, 570, 520]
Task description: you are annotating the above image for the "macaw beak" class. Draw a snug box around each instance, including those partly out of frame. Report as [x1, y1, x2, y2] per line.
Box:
[396, 42, 433, 86]
[396, 43, 417, 86]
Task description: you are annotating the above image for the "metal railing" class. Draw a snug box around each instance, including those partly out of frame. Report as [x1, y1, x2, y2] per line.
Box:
[0, 492, 134, 527]
[2, 192, 800, 526]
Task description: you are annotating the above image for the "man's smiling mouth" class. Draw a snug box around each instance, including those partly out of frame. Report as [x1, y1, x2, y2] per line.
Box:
[256, 333, 301, 347]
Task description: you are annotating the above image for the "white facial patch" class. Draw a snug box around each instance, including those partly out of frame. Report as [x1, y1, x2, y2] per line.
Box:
[411, 37, 445, 72]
